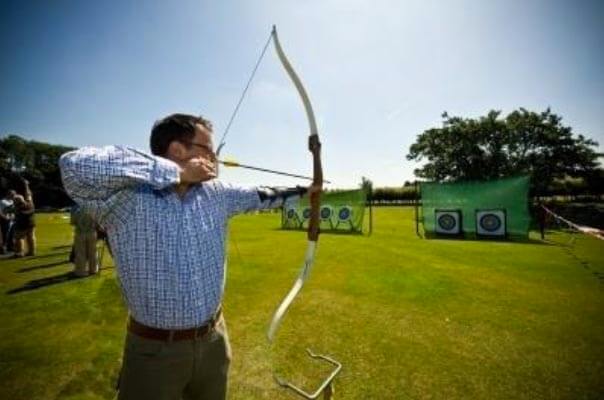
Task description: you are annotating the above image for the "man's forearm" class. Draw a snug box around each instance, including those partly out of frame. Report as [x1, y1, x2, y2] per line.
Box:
[60, 145, 180, 203]
[24, 182, 32, 201]
[256, 186, 308, 209]
[18, 180, 34, 208]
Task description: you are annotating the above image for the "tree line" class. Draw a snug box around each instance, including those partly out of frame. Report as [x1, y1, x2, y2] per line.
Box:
[2, 107, 602, 209]
[0, 135, 74, 209]
[406, 108, 603, 196]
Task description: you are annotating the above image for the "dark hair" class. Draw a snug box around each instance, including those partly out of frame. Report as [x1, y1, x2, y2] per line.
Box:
[150, 113, 213, 156]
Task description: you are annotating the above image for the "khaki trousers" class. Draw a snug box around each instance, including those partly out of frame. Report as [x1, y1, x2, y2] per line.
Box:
[118, 316, 231, 400]
[73, 231, 98, 275]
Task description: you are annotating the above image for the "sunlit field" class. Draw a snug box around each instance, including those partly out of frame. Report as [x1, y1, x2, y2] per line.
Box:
[1, 208, 602, 399]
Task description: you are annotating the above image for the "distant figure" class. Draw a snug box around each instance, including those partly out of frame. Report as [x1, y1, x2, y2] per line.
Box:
[0, 190, 16, 254]
[12, 180, 36, 258]
[70, 205, 99, 277]
[538, 203, 546, 240]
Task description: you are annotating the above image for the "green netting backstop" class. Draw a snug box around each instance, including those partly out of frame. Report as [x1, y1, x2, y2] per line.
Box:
[282, 189, 367, 233]
[420, 176, 531, 238]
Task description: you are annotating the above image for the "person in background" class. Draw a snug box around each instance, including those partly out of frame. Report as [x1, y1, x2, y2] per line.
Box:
[70, 205, 99, 277]
[12, 180, 36, 258]
[0, 190, 16, 254]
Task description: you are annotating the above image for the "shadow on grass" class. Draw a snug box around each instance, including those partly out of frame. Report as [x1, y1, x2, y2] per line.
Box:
[6, 271, 87, 295]
[52, 245, 72, 250]
[55, 354, 121, 400]
[18, 260, 70, 273]
[552, 238, 604, 285]
[27, 251, 71, 260]
[593, 271, 604, 283]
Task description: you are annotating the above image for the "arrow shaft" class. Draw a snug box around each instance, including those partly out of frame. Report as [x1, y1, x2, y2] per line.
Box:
[218, 160, 331, 184]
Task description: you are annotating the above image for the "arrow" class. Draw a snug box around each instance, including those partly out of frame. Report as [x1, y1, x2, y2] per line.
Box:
[219, 160, 331, 184]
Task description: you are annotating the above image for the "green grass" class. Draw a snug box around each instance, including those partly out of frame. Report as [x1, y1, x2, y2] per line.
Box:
[1, 208, 603, 399]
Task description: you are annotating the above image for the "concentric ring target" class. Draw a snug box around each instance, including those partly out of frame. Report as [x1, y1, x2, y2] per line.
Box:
[338, 207, 351, 220]
[437, 214, 457, 231]
[479, 213, 502, 232]
[320, 207, 332, 219]
[302, 208, 311, 219]
[286, 208, 296, 219]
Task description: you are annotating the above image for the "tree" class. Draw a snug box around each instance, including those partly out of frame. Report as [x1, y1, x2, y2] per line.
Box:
[406, 108, 602, 194]
[360, 176, 373, 194]
[0, 135, 75, 208]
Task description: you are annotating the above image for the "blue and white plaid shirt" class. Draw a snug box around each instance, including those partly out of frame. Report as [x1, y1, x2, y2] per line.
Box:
[60, 146, 294, 329]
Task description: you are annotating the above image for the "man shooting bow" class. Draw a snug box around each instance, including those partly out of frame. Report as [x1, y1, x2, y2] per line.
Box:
[60, 113, 321, 400]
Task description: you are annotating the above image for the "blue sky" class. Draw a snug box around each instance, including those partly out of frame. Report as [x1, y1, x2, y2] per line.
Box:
[1, 0, 603, 188]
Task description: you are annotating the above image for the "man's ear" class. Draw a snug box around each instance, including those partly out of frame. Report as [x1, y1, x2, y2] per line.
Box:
[167, 141, 186, 161]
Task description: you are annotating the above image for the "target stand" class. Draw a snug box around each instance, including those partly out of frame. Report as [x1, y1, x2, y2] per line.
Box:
[284, 207, 303, 229]
[274, 349, 342, 399]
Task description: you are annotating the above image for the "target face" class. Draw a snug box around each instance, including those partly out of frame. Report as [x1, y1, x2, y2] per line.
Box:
[320, 207, 332, 219]
[437, 214, 457, 231]
[286, 209, 296, 219]
[302, 208, 311, 219]
[479, 213, 502, 232]
[339, 208, 351, 220]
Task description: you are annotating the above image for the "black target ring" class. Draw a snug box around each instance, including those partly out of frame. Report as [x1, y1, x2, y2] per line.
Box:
[320, 207, 332, 219]
[339, 208, 351, 220]
[479, 213, 501, 232]
[437, 214, 457, 231]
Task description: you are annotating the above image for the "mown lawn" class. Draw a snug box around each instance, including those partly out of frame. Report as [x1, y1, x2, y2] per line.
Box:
[0, 208, 602, 399]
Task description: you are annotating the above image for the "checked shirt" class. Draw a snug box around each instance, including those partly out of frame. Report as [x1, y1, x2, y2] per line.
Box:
[60, 146, 293, 329]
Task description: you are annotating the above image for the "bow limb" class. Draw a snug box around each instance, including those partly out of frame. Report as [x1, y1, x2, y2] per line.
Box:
[268, 25, 323, 342]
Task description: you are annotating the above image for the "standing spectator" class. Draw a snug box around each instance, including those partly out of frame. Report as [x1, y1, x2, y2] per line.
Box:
[0, 190, 16, 254]
[70, 205, 99, 277]
[12, 179, 36, 258]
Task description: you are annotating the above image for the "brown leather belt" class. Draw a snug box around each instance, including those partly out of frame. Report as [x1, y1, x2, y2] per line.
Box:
[128, 308, 222, 342]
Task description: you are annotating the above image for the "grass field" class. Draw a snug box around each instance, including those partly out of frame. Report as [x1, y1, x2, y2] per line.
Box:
[1, 208, 603, 400]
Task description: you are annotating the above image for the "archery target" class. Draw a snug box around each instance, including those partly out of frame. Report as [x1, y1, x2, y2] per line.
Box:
[338, 206, 353, 221]
[320, 206, 333, 220]
[476, 209, 506, 237]
[435, 210, 462, 235]
[302, 207, 311, 220]
[285, 207, 298, 221]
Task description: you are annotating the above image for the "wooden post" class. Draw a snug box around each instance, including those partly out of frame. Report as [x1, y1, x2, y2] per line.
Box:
[414, 181, 420, 237]
[368, 188, 373, 236]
